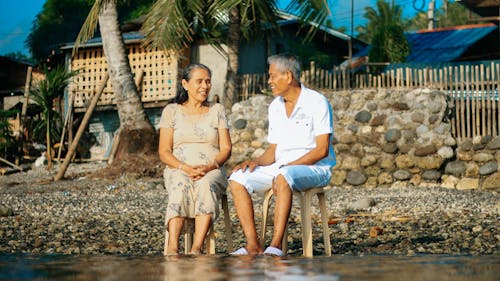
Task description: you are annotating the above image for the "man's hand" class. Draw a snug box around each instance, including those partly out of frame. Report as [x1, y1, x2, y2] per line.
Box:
[232, 160, 259, 173]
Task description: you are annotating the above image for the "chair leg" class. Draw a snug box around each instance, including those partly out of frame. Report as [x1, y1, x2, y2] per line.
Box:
[205, 225, 216, 254]
[221, 194, 233, 252]
[301, 190, 313, 257]
[184, 231, 193, 255]
[317, 192, 332, 256]
[260, 189, 273, 247]
[163, 217, 169, 256]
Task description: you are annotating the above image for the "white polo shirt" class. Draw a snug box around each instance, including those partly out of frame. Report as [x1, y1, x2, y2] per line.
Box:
[267, 85, 336, 168]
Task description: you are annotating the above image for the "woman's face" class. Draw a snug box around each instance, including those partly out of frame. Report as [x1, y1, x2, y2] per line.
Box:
[182, 68, 212, 103]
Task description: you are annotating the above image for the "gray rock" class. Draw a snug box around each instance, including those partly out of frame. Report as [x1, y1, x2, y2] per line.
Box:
[445, 161, 466, 177]
[422, 170, 442, 181]
[355, 110, 372, 123]
[233, 119, 248, 130]
[486, 137, 500, 149]
[414, 145, 437, 157]
[383, 143, 398, 154]
[350, 197, 376, 210]
[346, 170, 367, 186]
[460, 139, 473, 151]
[479, 161, 498, 176]
[393, 169, 411, 181]
[385, 129, 402, 142]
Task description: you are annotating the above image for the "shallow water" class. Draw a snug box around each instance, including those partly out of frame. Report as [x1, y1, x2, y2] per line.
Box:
[0, 254, 498, 281]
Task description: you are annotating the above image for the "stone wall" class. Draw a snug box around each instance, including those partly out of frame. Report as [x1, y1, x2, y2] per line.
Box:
[227, 89, 500, 189]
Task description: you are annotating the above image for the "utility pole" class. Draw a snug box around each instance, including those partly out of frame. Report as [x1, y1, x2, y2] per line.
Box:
[428, 0, 435, 30]
[348, 0, 353, 71]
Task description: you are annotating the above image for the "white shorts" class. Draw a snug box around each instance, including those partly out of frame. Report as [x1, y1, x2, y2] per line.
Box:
[228, 162, 332, 194]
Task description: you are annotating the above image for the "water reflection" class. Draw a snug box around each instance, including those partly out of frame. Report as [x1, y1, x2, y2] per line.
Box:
[0, 254, 498, 281]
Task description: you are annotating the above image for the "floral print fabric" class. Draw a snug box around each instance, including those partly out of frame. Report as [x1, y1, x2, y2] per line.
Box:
[158, 103, 229, 232]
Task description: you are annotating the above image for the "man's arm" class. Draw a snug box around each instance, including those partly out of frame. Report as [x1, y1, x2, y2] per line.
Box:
[282, 133, 330, 167]
[232, 143, 277, 173]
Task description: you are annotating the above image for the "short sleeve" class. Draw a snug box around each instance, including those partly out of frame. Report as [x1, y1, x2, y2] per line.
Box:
[158, 104, 177, 129]
[213, 103, 229, 129]
[313, 97, 333, 136]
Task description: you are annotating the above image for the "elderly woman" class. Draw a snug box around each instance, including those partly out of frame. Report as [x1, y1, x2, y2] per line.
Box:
[158, 63, 231, 255]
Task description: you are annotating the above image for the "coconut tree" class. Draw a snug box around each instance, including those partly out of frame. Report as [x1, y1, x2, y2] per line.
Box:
[75, 0, 158, 174]
[362, 0, 409, 67]
[141, 0, 332, 110]
[30, 65, 77, 170]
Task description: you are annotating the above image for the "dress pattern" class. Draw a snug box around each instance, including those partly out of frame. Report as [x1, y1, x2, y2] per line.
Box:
[158, 103, 229, 232]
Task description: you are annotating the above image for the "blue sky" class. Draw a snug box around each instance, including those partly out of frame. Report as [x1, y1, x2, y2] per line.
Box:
[0, 0, 447, 57]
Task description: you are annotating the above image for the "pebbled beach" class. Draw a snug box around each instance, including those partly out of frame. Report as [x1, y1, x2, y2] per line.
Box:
[0, 162, 498, 256]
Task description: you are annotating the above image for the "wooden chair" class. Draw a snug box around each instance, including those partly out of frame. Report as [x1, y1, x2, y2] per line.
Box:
[260, 186, 331, 257]
[163, 193, 233, 255]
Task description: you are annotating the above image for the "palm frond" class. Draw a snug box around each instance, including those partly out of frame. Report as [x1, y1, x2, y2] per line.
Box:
[73, 0, 111, 57]
[286, 0, 332, 42]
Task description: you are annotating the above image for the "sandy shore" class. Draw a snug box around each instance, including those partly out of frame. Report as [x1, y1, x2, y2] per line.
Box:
[0, 162, 499, 256]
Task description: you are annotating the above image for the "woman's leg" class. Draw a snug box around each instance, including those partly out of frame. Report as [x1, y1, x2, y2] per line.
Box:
[190, 214, 213, 254]
[166, 217, 184, 254]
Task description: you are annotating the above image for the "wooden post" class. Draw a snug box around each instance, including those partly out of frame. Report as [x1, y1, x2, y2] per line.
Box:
[16, 66, 33, 165]
[54, 73, 109, 181]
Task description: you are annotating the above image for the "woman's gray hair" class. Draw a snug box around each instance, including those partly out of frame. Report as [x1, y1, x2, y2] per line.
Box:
[267, 53, 301, 83]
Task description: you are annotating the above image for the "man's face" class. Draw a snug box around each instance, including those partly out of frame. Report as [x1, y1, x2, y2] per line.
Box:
[268, 64, 290, 96]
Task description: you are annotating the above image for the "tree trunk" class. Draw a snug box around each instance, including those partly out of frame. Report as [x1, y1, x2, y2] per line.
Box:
[223, 6, 241, 112]
[97, 0, 159, 177]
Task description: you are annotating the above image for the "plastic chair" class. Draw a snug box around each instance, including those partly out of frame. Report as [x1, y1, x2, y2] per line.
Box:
[260, 186, 331, 257]
[163, 193, 233, 255]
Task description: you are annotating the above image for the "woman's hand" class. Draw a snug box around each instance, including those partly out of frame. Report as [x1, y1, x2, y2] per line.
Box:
[180, 165, 206, 181]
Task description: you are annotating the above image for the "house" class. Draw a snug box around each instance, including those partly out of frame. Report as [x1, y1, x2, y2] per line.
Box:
[58, 12, 360, 160]
[0, 56, 44, 136]
[348, 23, 499, 71]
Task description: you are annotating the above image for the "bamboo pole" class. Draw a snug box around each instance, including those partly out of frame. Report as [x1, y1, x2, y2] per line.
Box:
[57, 91, 75, 161]
[16, 66, 33, 165]
[54, 73, 109, 181]
[0, 156, 23, 171]
[491, 63, 497, 137]
[459, 65, 465, 139]
[496, 63, 500, 137]
[486, 66, 492, 136]
[480, 64, 486, 136]
[465, 65, 471, 138]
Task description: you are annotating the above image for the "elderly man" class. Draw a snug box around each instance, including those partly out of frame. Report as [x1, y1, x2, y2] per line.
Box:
[229, 53, 336, 256]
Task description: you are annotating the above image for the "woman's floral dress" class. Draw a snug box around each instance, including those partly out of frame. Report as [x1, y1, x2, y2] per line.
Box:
[158, 103, 229, 232]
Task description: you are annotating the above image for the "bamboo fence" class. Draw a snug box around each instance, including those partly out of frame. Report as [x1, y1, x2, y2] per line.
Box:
[239, 61, 500, 140]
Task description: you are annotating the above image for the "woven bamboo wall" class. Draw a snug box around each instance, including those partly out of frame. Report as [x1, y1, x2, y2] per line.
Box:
[69, 44, 178, 108]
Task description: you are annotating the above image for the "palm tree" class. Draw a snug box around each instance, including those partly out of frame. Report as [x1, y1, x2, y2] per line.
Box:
[75, 0, 157, 172]
[30, 65, 77, 170]
[362, 0, 409, 67]
[141, 0, 332, 111]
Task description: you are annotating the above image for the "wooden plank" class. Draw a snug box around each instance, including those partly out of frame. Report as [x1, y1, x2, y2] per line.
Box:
[459, 65, 465, 139]
[492, 62, 497, 136]
[465, 65, 471, 138]
[480, 64, 486, 136]
[486, 66, 492, 136]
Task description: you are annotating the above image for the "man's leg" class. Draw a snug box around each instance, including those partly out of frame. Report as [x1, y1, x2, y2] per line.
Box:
[269, 175, 292, 249]
[229, 180, 263, 254]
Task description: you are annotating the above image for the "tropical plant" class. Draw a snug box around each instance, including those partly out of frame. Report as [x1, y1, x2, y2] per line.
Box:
[362, 0, 409, 68]
[75, 0, 158, 175]
[0, 110, 18, 161]
[30, 65, 77, 169]
[141, 0, 332, 109]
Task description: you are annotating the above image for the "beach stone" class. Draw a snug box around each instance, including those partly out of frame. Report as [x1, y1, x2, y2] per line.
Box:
[414, 156, 443, 170]
[437, 146, 454, 159]
[370, 114, 386, 126]
[411, 111, 426, 123]
[383, 143, 398, 154]
[347, 124, 359, 133]
[456, 178, 479, 190]
[441, 175, 459, 189]
[398, 144, 412, 154]
[330, 170, 347, 186]
[361, 155, 377, 167]
[233, 119, 247, 129]
[479, 161, 498, 176]
[393, 169, 411, 181]
[350, 197, 376, 210]
[428, 114, 439, 124]
[395, 155, 414, 169]
[385, 129, 402, 142]
[445, 161, 466, 177]
[482, 172, 500, 189]
[0, 207, 14, 217]
[346, 170, 367, 186]
[486, 137, 500, 149]
[465, 162, 479, 178]
[377, 172, 393, 184]
[459, 139, 473, 151]
[366, 102, 378, 111]
[364, 177, 378, 188]
[472, 153, 494, 163]
[379, 156, 395, 170]
[422, 170, 441, 181]
[414, 145, 437, 156]
[341, 156, 361, 170]
[481, 135, 493, 144]
[392, 102, 409, 111]
[457, 150, 473, 161]
[355, 110, 372, 123]
[473, 143, 486, 151]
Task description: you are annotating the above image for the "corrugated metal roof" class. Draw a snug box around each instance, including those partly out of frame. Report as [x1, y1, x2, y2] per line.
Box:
[351, 24, 497, 64]
[405, 24, 497, 62]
